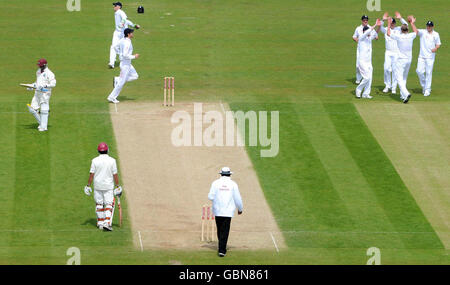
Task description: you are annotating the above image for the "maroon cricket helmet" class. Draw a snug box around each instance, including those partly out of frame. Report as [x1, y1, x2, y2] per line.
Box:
[97, 142, 109, 152]
[37, 58, 48, 67]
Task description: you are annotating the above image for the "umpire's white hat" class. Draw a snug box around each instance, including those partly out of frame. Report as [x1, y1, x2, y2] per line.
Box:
[219, 167, 232, 175]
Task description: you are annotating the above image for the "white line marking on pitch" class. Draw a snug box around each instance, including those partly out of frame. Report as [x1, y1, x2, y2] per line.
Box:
[269, 232, 279, 253]
[114, 103, 118, 113]
[138, 230, 144, 252]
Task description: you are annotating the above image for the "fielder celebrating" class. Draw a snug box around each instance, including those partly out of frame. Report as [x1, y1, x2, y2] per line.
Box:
[355, 19, 381, 99]
[84, 142, 123, 231]
[387, 14, 418, 103]
[26, 58, 56, 132]
[352, 15, 378, 84]
[380, 12, 408, 94]
[109, 2, 140, 69]
[107, 28, 140, 103]
[416, 21, 441, 97]
[208, 167, 243, 257]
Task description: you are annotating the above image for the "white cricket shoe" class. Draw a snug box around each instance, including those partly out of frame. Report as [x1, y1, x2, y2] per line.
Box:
[103, 224, 113, 231]
[108, 98, 119, 104]
[38, 126, 47, 132]
[391, 90, 396, 94]
[383, 87, 389, 93]
[97, 224, 104, 230]
[355, 80, 361, 84]
[363, 95, 373, 99]
[424, 92, 430, 97]
[355, 90, 362, 98]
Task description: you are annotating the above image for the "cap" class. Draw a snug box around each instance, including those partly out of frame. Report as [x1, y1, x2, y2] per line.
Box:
[426, 21, 434, 26]
[97, 142, 109, 152]
[391, 18, 396, 24]
[361, 15, 369, 20]
[113, 2, 122, 7]
[37, 58, 47, 67]
[219, 167, 232, 175]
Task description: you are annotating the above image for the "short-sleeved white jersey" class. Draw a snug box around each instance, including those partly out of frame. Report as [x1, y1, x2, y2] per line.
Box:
[90, 154, 118, 191]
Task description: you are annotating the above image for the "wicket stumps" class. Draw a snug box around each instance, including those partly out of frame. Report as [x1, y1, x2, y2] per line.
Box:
[164, 76, 175, 106]
[201, 204, 215, 242]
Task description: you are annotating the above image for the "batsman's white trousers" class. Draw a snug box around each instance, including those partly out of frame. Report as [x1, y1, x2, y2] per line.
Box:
[356, 60, 373, 96]
[109, 30, 123, 66]
[30, 91, 51, 129]
[355, 49, 362, 82]
[94, 189, 114, 226]
[384, 51, 398, 90]
[108, 63, 139, 100]
[416, 57, 435, 94]
[395, 58, 412, 99]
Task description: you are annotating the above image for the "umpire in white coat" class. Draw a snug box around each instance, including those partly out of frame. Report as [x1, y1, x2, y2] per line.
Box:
[208, 167, 243, 257]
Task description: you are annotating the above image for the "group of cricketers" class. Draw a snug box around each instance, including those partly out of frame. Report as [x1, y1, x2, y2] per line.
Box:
[23, 2, 243, 256]
[352, 12, 441, 103]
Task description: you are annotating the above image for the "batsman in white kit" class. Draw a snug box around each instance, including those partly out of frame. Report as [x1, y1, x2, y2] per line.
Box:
[387, 14, 418, 103]
[355, 19, 381, 99]
[109, 2, 140, 69]
[416, 21, 441, 97]
[84, 142, 123, 231]
[107, 28, 140, 103]
[353, 15, 378, 84]
[24, 58, 56, 132]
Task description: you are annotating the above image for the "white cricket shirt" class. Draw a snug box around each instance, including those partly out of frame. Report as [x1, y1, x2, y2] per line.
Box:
[114, 9, 127, 33]
[208, 176, 243, 217]
[357, 28, 377, 63]
[389, 32, 417, 59]
[90, 154, 118, 191]
[380, 25, 401, 53]
[118, 37, 135, 64]
[418, 29, 441, 59]
[35, 67, 56, 93]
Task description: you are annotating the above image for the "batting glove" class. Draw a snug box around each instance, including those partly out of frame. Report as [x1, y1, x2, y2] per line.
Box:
[84, 185, 92, 196]
[114, 186, 123, 197]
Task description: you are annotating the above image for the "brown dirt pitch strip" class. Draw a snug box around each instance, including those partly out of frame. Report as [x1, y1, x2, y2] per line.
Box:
[110, 102, 285, 251]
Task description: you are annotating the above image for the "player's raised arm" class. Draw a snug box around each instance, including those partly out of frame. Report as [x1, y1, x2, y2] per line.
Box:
[387, 17, 392, 37]
[409, 16, 418, 35]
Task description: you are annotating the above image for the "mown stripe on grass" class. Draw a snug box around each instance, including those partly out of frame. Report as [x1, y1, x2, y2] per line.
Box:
[230, 102, 355, 248]
[324, 103, 443, 249]
[12, 103, 51, 248]
[294, 102, 405, 248]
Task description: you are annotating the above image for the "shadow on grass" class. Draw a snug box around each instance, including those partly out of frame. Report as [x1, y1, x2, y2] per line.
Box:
[21, 123, 52, 130]
[82, 218, 98, 227]
[118, 96, 135, 101]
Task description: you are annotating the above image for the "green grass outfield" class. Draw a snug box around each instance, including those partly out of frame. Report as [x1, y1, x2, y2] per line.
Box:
[0, 0, 448, 264]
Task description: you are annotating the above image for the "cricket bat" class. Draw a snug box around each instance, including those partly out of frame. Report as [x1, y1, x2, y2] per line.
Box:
[20, 83, 36, 89]
[118, 196, 122, 227]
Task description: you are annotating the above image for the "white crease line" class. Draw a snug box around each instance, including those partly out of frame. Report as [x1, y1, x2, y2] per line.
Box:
[269, 232, 279, 253]
[138, 230, 144, 252]
[114, 103, 118, 113]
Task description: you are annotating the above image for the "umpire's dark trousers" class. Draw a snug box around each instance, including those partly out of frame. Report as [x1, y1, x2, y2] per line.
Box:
[215, 216, 232, 254]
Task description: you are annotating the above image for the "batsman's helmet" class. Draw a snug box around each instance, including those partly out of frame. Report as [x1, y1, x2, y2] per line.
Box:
[98, 142, 109, 152]
[37, 58, 47, 67]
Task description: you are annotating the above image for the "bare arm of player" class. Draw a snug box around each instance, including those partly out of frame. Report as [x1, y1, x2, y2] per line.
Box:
[409, 16, 418, 35]
[87, 173, 94, 187]
[432, 45, 441, 53]
[113, 173, 119, 187]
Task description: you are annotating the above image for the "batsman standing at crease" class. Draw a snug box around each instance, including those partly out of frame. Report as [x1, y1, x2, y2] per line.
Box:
[26, 58, 56, 132]
[208, 167, 243, 257]
[84, 143, 123, 232]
